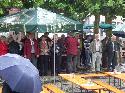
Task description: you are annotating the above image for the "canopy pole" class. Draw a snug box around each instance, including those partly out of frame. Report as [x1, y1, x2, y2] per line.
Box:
[23, 16, 34, 35]
[75, 24, 76, 30]
[53, 25, 56, 84]
[47, 25, 48, 32]
[24, 24, 26, 35]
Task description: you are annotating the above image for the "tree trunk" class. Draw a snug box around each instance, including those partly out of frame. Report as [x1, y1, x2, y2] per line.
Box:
[94, 14, 100, 34]
[105, 14, 112, 37]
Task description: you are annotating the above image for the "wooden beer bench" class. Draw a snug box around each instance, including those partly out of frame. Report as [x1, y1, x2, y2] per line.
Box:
[43, 84, 65, 93]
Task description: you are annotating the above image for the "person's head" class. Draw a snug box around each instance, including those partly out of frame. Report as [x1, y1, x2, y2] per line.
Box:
[53, 34, 58, 42]
[61, 34, 65, 39]
[41, 35, 46, 41]
[67, 31, 74, 37]
[20, 32, 25, 39]
[8, 37, 14, 43]
[75, 33, 79, 39]
[28, 32, 35, 39]
[44, 32, 49, 37]
[111, 35, 116, 41]
[0, 35, 7, 42]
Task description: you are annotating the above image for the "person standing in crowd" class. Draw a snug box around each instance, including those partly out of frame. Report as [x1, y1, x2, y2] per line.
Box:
[107, 35, 121, 71]
[80, 34, 86, 66]
[84, 36, 92, 69]
[90, 34, 102, 72]
[0, 36, 8, 56]
[44, 32, 52, 43]
[24, 33, 39, 67]
[74, 33, 80, 70]
[58, 34, 67, 71]
[19, 32, 27, 56]
[50, 34, 64, 75]
[116, 36, 122, 64]
[8, 37, 20, 55]
[44, 32, 52, 71]
[101, 36, 109, 71]
[65, 31, 79, 73]
[39, 35, 50, 76]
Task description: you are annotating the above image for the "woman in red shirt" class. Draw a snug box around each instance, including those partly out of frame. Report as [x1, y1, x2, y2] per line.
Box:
[0, 36, 8, 56]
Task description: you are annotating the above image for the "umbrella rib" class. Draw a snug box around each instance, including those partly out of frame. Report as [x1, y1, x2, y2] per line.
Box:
[24, 16, 35, 25]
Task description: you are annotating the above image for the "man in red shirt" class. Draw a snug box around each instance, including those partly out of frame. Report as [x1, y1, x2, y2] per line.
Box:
[65, 31, 79, 73]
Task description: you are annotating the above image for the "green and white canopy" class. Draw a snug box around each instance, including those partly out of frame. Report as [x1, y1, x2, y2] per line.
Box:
[0, 8, 83, 32]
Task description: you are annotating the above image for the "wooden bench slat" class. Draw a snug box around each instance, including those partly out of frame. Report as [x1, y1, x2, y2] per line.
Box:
[77, 73, 108, 78]
[93, 80, 125, 93]
[43, 84, 65, 93]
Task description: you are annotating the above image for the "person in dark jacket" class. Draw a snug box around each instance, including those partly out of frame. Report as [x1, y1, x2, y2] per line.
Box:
[106, 35, 121, 71]
[8, 37, 20, 55]
[50, 34, 65, 75]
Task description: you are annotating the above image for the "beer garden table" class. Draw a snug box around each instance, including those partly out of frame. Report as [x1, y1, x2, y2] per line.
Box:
[58, 74, 105, 93]
[104, 72, 125, 88]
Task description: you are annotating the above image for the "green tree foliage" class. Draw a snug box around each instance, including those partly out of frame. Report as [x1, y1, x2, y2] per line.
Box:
[0, 0, 125, 36]
[40, 0, 89, 21]
[101, 0, 125, 37]
[83, 0, 125, 35]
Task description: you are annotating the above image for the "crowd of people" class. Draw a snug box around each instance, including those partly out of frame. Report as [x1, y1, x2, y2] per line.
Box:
[0, 31, 123, 76]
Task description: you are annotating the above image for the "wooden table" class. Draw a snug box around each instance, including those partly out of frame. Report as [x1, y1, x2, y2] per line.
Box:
[76, 73, 108, 78]
[59, 74, 105, 93]
[104, 72, 125, 80]
[93, 80, 125, 93]
[104, 72, 125, 88]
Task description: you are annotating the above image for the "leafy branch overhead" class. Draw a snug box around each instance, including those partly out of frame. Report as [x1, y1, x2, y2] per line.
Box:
[0, 0, 125, 21]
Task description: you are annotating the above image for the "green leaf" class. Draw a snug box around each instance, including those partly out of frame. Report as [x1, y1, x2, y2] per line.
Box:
[107, 0, 114, 7]
[0, 9, 3, 14]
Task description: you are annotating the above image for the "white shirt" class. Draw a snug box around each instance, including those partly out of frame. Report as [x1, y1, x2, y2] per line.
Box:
[95, 39, 100, 52]
[30, 39, 35, 53]
[112, 42, 115, 51]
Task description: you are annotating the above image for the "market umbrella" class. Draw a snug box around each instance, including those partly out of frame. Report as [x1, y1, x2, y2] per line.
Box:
[0, 53, 41, 93]
[112, 23, 125, 37]
[99, 23, 113, 29]
[113, 23, 125, 32]
[83, 24, 94, 29]
[0, 8, 83, 32]
[83, 23, 114, 29]
[112, 31, 125, 38]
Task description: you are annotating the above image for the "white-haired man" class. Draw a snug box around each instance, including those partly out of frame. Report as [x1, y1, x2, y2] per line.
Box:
[90, 34, 102, 72]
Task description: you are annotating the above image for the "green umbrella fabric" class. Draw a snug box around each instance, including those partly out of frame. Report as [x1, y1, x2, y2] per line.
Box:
[99, 23, 113, 29]
[83, 24, 113, 29]
[0, 8, 83, 32]
[83, 24, 94, 29]
[113, 23, 125, 31]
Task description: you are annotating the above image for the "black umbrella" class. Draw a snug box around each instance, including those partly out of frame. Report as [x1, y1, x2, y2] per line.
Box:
[112, 31, 125, 38]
